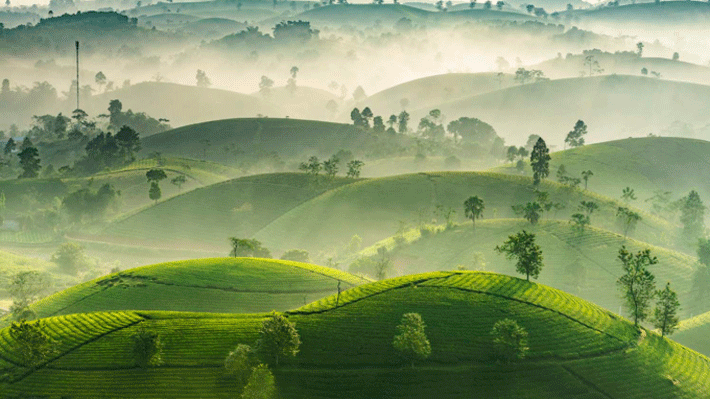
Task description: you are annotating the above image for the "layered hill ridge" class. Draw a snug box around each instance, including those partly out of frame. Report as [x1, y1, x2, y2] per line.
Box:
[2, 272, 709, 398]
[25, 257, 368, 319]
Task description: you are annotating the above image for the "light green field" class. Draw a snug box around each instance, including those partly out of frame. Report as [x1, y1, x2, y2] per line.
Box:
[355, 219, 701, 316]
[2, 272, 708, 398]
[26, 257, 368, 319]
[255, 171, 674, 255]
[493, 137, 710, 213]
[101, 173, 356, 251]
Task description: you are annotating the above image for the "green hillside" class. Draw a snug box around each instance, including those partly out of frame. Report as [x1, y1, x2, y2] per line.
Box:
[100, 173, 355, 251]
[353, 72, 515, 120]
[139, 118, 367, 166]
[89, 82, 279, 128]
[253, 85, 341, 121]
[577, 1, 710, 26]
[672, 311, 710, 357]
[2, 272, 709, 398]
[25, 257, 368, 319]
[426, 75, 710, 145]
[296, 3, 431, 24]
[255, 171, 674, 255]
[493, 137, 710, 212]
[354, 219, 700, 315]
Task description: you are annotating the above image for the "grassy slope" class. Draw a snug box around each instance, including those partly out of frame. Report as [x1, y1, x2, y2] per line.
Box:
[493, 137, 710, 209]
[100, 173, 355, 250]
[426, 75, 710, 145]
[255, 171, 674, 254]
[353, 72, 515, 120]
[577, 1, 710, 24]
[25, 257, 368, 319]
[139, 118, 367, 165]
[673, 311, 710, 357]
[253, 85, 341, 121]
[296, 3, 432, 24]
[89, 82, 280, 129]
[356, 219, 700, 315]
[2, 272, 709, 398]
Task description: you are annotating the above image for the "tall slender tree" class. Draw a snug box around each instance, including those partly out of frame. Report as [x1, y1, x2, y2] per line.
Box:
[530, 138, 550, 185]
[463, 196, 485, 229]
[653, 282, 680, 337]
[617, 246, 657, 326]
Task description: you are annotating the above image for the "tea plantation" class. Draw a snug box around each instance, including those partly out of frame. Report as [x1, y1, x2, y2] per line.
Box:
[2, 272, 708, 398]
[24, 257, 368, 319]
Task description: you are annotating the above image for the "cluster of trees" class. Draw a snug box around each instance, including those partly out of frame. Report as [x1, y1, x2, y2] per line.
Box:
[229, 237, 272, 258]
[224, 312, 301, 398]
[298, 154, 364, 180]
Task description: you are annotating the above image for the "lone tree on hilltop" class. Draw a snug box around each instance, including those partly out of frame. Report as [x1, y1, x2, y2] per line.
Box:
[256, 312, 301, 366]
[617, 246, 657, 326]
[229, 238, 271, 258]
[491, 318, 528, 362]
[463, 196, 484, 229]
[393, 312, 431, 367]
[653, 282, 680, 337]
[530, 137, 550, 185]
[495, 230, 543, 281]
[565, 120, 587, 148]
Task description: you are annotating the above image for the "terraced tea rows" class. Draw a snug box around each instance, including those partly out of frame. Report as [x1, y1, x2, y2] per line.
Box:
[2, 272, 708, 398]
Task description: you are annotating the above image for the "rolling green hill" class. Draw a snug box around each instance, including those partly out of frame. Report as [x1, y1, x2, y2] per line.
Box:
[25, 257, 368, 319]
[425, 75, 710, 145]
[2, 272, 709, 398]
[100, 173, 356, 251]
[672, 311, 710, 357]
[352, 72, 515, 120]
[353, 219, 700, 316]
[89, 82, 279, 128]
[139, 118, 368, 165]
[253, 85, 341, 121]
[255, 171, 674, 255]
[296, 3, 432, 24]
[576, 1, 710, 26]
[493, 137, 710, 213]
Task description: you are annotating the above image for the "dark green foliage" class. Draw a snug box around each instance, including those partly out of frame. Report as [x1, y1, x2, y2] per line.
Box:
[570, 213, 590, 234]
[621, 187, 637, 203]
[115, 126, 141, 163]
[581, 170, 593, 190]
[299, 156, 322, 177]
[107, 99, 169, 135]
[397, 110, 409, 134]
[170, 174, 187, 191]
[653, 282, 680, 337]
[17, 147, 40, 178]
[229, 238, 272, 258]
[392, 313, 431, 367]
[617, 246, 657, 326]
[146, 168, 167, 183]
[530, 138, 550, 185]
[463, 196, 484, 228]
[280, 249, 310, 263]
[131, 327, 164, 368]
[62, 183, 118, 223]
[346, 160, 364, 179]
[148, 182, 161, 203]
[697, 238, 710, 267]
[680, 190, 704, 242]
[9, 320, 56, 367]
[3, 138, 16, 157]
[225, 344, 257, 386]
[565, 120, 587, 148]
[519, 202, 542, 225]
[240, 363, 276, 399]
[323, 156, 339, 179]
[256, 313, 300, 366]
[491, 318, 528, 362]
[495, 230, 543, 281]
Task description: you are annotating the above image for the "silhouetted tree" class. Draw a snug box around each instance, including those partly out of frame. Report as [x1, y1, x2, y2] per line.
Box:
[680, 190, 705, 241]
[530, 138, 550, 185]
[346, 160, 364, 178]
[616, 207, 641, 239]
[621, 187, 637, 203]
[565, 120, 587, 148]
[463, 196, 484, 229]
[195, 69, 211, 87]
[581, 170, 593, 190]
[18, 146, 40, 178]
[397, 110, 410, 134]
